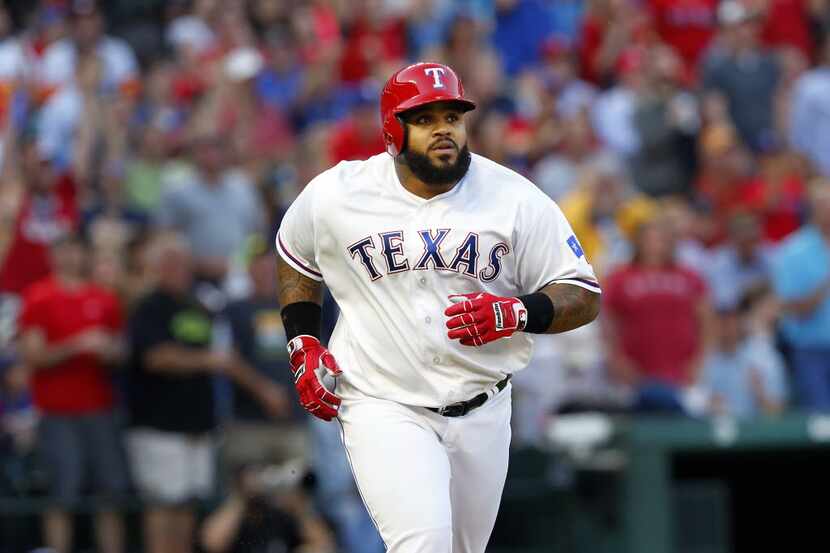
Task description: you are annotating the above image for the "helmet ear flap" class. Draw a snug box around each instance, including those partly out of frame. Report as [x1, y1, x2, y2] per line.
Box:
[397, 115, 408, 155]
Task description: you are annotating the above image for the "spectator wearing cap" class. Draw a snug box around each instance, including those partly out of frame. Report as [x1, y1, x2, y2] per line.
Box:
[701, 0, 780, 152]
[17, 233, 128, 553]
[790, 32, 830, 177]
[155, 133, 265, 285]
[771, 184, 830, 411]
[603, 214, 714, 412]
[698, 294, 788, 418]
[35, 0, 139, 101]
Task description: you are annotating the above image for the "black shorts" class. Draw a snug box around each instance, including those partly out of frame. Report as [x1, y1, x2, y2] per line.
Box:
[38, 411, 130, 508]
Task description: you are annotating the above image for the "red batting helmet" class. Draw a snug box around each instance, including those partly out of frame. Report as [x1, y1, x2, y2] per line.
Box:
[380, 62, 476, 157]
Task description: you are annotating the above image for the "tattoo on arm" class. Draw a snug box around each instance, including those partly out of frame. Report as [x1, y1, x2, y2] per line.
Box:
[540, 283, 601, 334]
[276, 256, 323, 306]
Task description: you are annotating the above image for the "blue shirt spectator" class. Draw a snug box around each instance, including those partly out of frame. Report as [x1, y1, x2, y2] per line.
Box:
[706, 213, 773, 310]
[771, 225, 830, 348]
[491, 0, 553, 76]
[700, 334, 788, 418]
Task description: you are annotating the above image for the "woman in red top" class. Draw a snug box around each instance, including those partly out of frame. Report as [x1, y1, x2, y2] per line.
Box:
[603, 215, 714, 411]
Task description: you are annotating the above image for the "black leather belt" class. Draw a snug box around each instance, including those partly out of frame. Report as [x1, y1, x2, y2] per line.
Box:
[427, 375, 511, 417]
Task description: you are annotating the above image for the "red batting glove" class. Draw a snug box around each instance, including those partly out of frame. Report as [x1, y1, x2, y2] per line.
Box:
[444, 292, 528, 347]
[287, 335, 342, 421]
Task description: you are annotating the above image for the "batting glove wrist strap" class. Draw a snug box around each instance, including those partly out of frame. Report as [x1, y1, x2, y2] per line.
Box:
[444, 292, 529, 347]
[287, 335, 342, 421]
[516, 292, 555, 334]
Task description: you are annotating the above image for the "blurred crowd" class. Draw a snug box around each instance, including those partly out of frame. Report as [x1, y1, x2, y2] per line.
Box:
[0, 0, 830, 551]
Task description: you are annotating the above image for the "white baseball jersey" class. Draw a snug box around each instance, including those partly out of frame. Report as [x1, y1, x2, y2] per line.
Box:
[277, 152, 599, 408]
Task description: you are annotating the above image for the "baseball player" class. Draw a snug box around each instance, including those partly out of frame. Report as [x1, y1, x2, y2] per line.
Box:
[276, 62, 601, 553]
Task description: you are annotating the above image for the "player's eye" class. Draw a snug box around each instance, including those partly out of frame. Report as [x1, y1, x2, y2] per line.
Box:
[416, 115, 431, 124]
[447, 114, 459, 123]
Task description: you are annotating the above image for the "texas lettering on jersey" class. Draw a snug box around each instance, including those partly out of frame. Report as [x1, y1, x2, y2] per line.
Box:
[346, 229, 509, 282]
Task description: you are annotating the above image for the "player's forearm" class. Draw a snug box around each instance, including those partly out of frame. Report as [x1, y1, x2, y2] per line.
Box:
[537, 283, 601, 334]
[277, 256, 323, 306]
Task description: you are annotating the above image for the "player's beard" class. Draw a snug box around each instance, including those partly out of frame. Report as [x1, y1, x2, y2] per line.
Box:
[401, 144, 472, 186]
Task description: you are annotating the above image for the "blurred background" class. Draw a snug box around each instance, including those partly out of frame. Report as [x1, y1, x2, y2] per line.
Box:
[1, 0, 830, 552]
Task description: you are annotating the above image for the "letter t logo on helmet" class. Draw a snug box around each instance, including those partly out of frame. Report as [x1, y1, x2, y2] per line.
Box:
[424, 67, 446, 88]
[380, 62, 476, 157]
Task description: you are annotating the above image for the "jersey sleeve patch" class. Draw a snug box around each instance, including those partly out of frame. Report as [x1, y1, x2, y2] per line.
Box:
[566, 235, 584, 259]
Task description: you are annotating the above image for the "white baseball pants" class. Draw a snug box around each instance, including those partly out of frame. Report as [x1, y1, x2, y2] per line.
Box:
[336, 382, 512, 553]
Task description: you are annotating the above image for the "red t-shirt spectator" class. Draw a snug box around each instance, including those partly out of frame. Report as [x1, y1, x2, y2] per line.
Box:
[329, 118, 385, 163]
[0, 175, 78, 294]
[18, 277, 122, 414]
[604, 263, 707, 386]
[648, 0, 717, 76]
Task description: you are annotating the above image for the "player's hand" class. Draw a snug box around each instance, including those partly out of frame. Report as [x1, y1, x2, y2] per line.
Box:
[444, 292, 528, 346]
[287, 335, 342, 421]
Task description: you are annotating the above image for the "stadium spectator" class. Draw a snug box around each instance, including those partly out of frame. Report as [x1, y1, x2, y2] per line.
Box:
[17, 233, 128, 553]
[701, 0, 780, 152]
[603, 214, 714, 413]
[771, 184, 830, 411]
[155, 133, 265, 285]
[223, 239, 306, 471]
[592, 47, 646, 158]
[126, 232, 287, 553]
[627, 44, 700, 197]
[706, 211, 774, 310]
[35, 0, 139, 102]
[200, 461, 335, 553]
[125, 233, 225, 553]
[0, 138, 79, 297]
[790, 32, 830, 177]
[699, 292, 788, 418]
